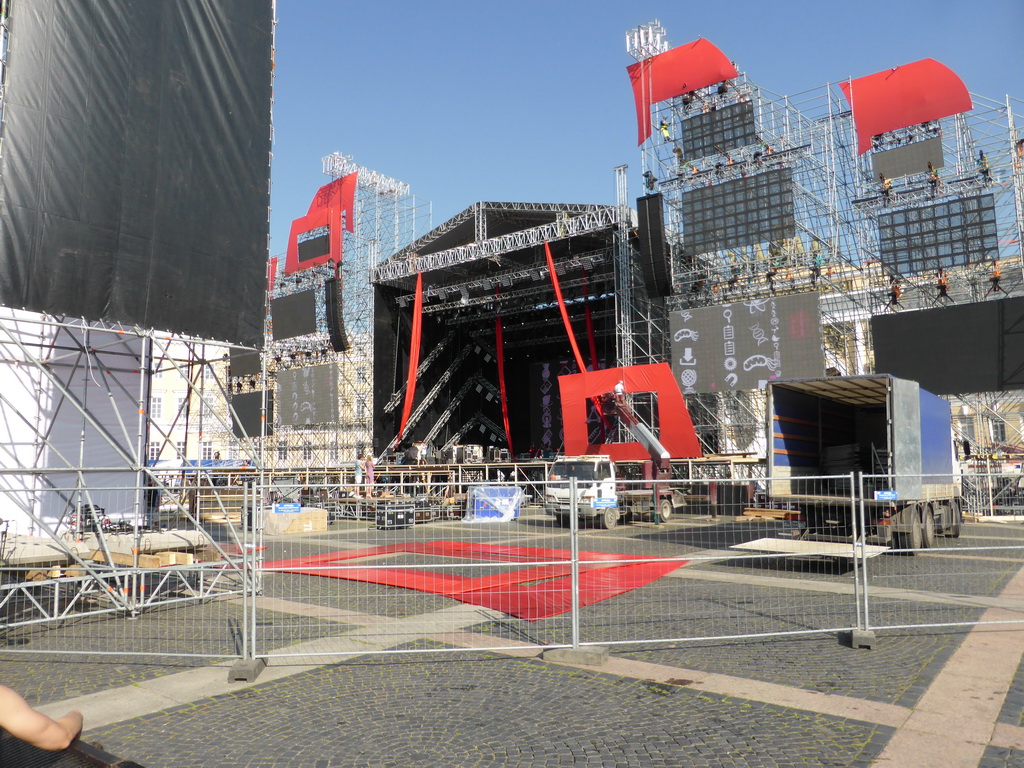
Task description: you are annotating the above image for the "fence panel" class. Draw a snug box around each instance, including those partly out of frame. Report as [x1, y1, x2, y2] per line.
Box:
[0, 476, 248, 660]
[861, 472, 1024, 633]
[252, 474, 574, 660]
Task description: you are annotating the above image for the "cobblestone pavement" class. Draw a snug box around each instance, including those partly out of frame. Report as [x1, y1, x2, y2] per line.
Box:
[86, 650, 893, 768]
[5, 517, 1024, 767]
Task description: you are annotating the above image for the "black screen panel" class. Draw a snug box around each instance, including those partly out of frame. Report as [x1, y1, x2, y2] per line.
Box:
[229, 349, 261, 377]
[324, 277, 350, 352]
[298, 226, 330, 263]
[872, 137, 945, 179]
[682, 101, 758, 160]
[877, 195, 998, 276]
[271, 290, 318, 340]
[635, 194, 672, 298]
[870, 299, 1024, 394]
[681, 168, 795, 256]
[230, 391, 272, 438]
[0, 1, 273, 345]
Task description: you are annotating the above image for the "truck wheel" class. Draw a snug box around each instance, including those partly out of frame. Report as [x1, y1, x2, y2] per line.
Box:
[921, 505, 936, 549]
[658, 498, 673, 524]
[597, 507, 618, 529]
[893, 508, 923, 554]
[949, 500, 963, 538]
[908, 509, 924, 552]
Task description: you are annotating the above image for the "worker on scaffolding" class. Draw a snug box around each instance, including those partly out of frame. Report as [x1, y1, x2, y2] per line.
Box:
[927, 162, 940, 195]
[935, 269, 952, 303]
[987, 263, 1003, 296]
[886, 279, 902, 311]
[642, 170, 658, 193]
[978, 150, 991, 183]
[879, 173, 892, 201]
[658, 118, 672, 142]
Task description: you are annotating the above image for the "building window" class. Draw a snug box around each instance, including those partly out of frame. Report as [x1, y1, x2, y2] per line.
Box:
[302, 443, 314, 462]
[175, 440, 187, 459]
[356, 398, 368, 420]
[150, 396, 163, 420]
[992, 420, 1007, 445]
[277, 445, 288, 461]
[176, 394, 186, 414]
[201, 441, 213, 461]
[147, 443, 161, 463]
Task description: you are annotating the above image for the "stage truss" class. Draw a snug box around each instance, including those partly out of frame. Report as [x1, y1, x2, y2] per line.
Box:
[629, 20, 1024, 458]
[0, 312, 264, 632]
[263, 155, 430, 470]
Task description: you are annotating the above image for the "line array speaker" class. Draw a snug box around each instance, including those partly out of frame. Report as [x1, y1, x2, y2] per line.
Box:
[325, 278, 350, 352]
[636, 193, 672, 298]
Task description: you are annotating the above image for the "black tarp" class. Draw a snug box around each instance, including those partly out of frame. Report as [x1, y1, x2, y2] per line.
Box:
[0, 0, 273, 345]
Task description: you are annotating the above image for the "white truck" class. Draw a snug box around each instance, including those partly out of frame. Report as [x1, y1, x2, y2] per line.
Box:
[543, 454, 676, 529]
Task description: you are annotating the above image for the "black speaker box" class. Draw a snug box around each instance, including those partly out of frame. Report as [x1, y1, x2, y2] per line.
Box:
[324, 278, 350, 352]
[636, 193, 672, 298]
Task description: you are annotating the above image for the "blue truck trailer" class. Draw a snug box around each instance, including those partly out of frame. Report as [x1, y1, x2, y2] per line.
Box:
[766, 375, 963, 549]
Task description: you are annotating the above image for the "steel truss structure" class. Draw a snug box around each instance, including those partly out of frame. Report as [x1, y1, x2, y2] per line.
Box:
[629, 20, 1024, 457]
[0, 312, 260, 633]
[264, 154, 430, 469]
[371, 200, 633, 455]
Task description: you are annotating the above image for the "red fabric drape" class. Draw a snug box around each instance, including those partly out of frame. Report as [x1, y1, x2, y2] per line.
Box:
[582, 271, 599, 372]
[545, 242, 586, 374]
[495, 300, 514, 455]
[839, 59, 973, 154]
[397, 273, 423, 441]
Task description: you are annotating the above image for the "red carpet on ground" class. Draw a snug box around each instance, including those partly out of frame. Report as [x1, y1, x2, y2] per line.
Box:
[264, 541, 686, 621]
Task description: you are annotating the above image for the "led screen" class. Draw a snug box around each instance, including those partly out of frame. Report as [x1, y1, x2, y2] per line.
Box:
[231, 391, 272, 438]
[681, 168, 795, 256]
[682, 101, 759, 160]
[877, 194, 998, 275]
[669, 292, 823, 394]
[871, 137, 945, 179]
[0, 0, 273, 345]
[271, 290, 318, 340]
[871, 297, 1024, 394]
[278, 365, 339, 426]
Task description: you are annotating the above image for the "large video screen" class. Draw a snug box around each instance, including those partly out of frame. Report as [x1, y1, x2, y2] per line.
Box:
[271, 290, 318, 340]
[278, 365, 339, 426]
[877, 194, 998, 276]
[681, 168, 795, 257]
[0, 1, 273, 345]
[872, 137, 944, 180]
[669, 292, 823, 394]
[871, 297, 1024, 394]
[231, 391, 273, 438]
[682, 101, 758, 160]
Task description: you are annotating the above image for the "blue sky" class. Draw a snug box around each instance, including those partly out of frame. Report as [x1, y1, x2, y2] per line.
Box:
[268, 1, 1024, 257]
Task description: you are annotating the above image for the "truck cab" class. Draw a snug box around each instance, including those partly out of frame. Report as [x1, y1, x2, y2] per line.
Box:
[543, 455, 677, 528]
[544, 456, 620, 528]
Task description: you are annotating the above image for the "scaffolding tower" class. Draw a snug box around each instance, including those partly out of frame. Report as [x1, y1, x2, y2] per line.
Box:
[265, 155, 429, 469]
[628, 20, 1024, 457]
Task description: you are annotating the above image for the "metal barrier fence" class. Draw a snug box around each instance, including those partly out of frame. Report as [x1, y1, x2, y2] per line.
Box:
[2, 470, 1024, 665]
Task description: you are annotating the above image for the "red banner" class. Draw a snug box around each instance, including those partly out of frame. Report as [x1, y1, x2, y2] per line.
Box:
[545, 242, 586, 374]
[284, 172, 357, 275]
[840, 59, 972, 155]
[397, 273, 423, 442]
[627, 39, 738, 145]
[495, 305, 514, 455]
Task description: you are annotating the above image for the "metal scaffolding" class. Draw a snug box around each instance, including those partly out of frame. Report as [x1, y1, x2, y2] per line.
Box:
[628, 20, 1024, 457]
[265, 154, 429, 469]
